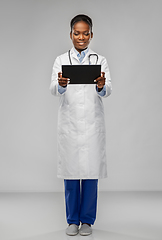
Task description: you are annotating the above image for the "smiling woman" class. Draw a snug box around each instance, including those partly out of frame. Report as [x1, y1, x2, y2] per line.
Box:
[50, 14, 112, 236]
[70, 20, 93, 53]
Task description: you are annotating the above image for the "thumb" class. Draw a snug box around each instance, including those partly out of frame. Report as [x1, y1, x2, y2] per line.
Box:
[101, 72, 105, 78]
[58, 72, 62, 78]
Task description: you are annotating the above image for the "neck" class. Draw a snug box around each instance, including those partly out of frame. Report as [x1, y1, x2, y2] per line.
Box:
[75, 47, 88, 54]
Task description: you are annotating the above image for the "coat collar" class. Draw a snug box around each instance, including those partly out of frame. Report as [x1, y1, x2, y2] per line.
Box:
[70, 47, 97, 64]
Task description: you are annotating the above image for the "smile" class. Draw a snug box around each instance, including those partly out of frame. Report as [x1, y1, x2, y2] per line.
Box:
[78, 42, 86, 45]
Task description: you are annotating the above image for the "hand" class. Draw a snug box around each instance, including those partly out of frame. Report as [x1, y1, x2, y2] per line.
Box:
[58, 72, 70, 87]
[94, 72, 105, 89]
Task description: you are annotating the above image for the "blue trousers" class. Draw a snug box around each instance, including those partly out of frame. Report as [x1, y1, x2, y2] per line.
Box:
[64, 179, 98, 226]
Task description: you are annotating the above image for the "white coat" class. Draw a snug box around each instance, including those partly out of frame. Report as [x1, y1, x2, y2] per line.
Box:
[50, 47, 112, 179]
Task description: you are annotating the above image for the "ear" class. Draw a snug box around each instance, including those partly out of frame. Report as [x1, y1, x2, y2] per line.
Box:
[90, 32, 93, 40]
[70, 32, 72, 40]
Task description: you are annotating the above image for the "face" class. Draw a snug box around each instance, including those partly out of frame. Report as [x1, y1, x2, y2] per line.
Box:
[70, 21, 93, 53]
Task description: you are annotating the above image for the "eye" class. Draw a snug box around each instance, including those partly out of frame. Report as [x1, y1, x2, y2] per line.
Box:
[73, 32, 79, 36]
[84, 32, 90, 36]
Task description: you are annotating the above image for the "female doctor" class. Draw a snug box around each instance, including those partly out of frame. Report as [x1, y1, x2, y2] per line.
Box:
[50, 14, 112, 236]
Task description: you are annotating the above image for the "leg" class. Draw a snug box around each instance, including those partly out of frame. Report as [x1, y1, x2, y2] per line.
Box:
[79, 179, 98, 225]
[64, 179, 80, 226]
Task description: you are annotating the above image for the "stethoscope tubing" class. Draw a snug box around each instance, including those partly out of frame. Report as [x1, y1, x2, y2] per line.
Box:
[68, 50, 98, 65]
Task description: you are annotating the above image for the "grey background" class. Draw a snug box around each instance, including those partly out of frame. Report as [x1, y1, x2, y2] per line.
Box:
[0, 0, 161, 192]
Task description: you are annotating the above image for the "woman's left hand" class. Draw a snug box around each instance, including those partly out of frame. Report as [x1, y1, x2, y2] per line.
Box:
[94, 72, 105, 89]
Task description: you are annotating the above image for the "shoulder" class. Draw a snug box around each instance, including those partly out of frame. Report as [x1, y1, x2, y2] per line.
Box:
[89, 48, 106, 59]
[89, 48, 107, 64]
[53, 51, 69, 66]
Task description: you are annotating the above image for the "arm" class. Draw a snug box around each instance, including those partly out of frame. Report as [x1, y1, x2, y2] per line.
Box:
[95, 57, 112, 98]
[49, 56, 68, 96]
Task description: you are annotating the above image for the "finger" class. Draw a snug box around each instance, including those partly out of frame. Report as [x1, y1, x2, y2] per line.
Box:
[98, 80, 105, 87]
[58, 79, 66, 83]
[100, 77, 105, 83]
[101, 72, 105, 77]
[58, 79, 70, 85]
[62, 77, 70, 81]
[58, 72, 62, 78]
[97, 80, 101, 87]
[101, 78, 105, 83]
[58, 76, 69, 82]
[101, 72, 105, 78]
[97, 80, 104, 88]
[95, 76, 101, 81]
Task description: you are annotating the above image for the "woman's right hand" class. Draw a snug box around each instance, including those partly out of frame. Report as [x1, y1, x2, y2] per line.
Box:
[58, 72, 70, 87]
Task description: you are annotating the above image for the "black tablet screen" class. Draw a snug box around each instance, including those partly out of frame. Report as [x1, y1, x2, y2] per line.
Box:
[62, 65, 101, 84]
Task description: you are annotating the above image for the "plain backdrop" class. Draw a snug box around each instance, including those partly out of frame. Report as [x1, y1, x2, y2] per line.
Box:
[0, 0, 162, 192]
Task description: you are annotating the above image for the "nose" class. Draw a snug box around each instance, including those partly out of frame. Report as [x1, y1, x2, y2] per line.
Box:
[79, 33, 85, 40]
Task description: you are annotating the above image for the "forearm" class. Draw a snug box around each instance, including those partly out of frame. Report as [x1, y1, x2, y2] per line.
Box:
[100, 57, 112, 98]
[50, 56, 66, 96]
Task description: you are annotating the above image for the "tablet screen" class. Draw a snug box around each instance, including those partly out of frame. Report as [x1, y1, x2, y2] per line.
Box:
[62, 65, 101, 84]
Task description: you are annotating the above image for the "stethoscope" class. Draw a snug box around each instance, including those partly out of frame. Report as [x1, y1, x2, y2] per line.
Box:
[68, 50, 98, 65]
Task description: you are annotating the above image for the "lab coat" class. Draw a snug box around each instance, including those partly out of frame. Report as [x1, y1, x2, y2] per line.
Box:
[50, 47, 112, 179]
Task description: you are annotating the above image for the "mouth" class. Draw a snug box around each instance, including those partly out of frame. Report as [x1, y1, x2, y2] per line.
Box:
[78, 42, 86, 46]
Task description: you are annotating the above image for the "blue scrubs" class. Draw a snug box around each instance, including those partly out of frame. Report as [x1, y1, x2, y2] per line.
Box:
[64, 179, 98, 226]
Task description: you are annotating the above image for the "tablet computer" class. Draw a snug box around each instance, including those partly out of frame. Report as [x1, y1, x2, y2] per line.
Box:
[62, 65, 101, 84]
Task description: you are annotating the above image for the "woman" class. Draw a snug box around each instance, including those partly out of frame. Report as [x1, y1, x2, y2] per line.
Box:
[50, 14, 112, 236]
